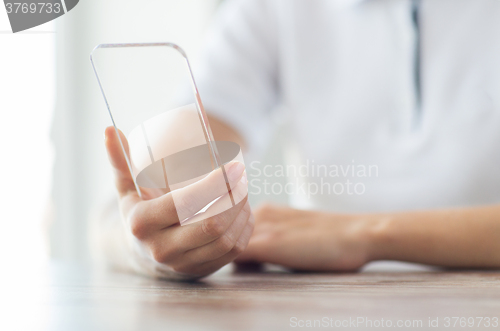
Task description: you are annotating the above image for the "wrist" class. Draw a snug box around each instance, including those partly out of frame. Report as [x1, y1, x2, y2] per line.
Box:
[361, 214, 396, 263]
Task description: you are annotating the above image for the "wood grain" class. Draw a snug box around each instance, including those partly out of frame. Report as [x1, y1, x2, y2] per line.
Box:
[3, 262, 500, 331]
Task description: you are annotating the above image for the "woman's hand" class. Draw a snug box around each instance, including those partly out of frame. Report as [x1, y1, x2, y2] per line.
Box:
[104, 126, 254, 278]
[235, 204, 377, 271]
[235, 202, 500, 271]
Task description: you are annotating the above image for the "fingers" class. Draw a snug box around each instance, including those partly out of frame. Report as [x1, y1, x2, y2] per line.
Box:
[179, 174, 248, 226]
[128, 195, 179, 239]
[168, 206, 255, 275]
[128, 163, 247, 236]
[184, 187, 248, 247]
[144, 194, 249, 262]
[180, 201, 252, 264]
[172, 161, 245, 222]
[104, 126, 137, 197]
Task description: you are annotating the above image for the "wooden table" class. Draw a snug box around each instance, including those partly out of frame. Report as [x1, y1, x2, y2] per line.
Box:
[3, 262, 500, 331]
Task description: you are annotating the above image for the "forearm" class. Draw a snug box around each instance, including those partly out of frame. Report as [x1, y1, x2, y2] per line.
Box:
[368, 205, 500, 268]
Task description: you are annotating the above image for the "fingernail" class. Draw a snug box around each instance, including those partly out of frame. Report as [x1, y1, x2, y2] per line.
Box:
[226, 162, 245, 182]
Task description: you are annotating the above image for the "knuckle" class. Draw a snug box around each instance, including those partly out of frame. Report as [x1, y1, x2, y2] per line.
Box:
[202, 217, 226, 238]
[232, 240, 246, 255]
[151, 248, 165, 264]
[129, 212, 147, 240]
[150, 244, 175, 264]
[150, 244, 165, 263]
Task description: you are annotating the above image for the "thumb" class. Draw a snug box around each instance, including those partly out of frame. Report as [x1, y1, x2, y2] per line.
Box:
[104, 126, 137, 197]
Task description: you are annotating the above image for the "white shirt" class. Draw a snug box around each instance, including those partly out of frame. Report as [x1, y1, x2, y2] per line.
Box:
[192, 0, 500, 213]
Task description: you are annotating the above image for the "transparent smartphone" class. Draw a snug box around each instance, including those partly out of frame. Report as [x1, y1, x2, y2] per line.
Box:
[90, 43, 247, 225]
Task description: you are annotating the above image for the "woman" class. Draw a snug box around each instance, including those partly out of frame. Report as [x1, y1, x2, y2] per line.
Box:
[100, 0, 500, 279]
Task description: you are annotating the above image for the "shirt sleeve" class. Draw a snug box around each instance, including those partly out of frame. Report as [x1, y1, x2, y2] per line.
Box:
[89, 197, 202, 281]
[190, 0, 280, 156]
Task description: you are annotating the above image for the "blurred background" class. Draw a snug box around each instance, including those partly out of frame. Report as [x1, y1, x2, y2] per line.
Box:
[0, 0, 286, 266]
